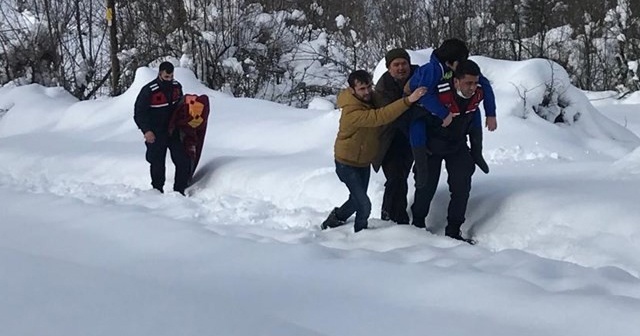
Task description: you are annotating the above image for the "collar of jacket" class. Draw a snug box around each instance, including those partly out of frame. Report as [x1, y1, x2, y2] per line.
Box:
[336, 89, 375, 109]
[377, 64, 419, 92]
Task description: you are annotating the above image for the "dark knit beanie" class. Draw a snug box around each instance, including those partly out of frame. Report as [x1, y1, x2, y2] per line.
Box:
[385, 48, 410, 68]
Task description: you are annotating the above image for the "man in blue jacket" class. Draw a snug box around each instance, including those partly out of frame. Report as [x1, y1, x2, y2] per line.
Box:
[409, 50, 497, 243]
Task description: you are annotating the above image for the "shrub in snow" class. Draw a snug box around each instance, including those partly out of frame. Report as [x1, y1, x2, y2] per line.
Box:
[533, 85, 581, 124]
[516, 60, 582, 124]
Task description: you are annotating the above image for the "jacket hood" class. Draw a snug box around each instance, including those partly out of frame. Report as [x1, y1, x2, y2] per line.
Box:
[430, 53, 444, 66]
[337, 89, 362, 108]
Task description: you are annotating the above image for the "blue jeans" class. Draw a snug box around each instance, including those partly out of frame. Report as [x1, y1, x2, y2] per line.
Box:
[334, 161, 371, 231]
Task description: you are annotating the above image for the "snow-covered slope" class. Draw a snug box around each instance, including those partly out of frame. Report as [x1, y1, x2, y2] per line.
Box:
[1, 56, 640, 335]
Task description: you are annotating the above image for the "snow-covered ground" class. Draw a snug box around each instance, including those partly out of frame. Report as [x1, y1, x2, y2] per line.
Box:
[1, 54, 640, 335]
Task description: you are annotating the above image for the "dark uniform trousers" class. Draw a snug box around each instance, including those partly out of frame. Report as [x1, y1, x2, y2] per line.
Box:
[411, 143, 475, 231]
[380, 133, 413, 224]
[145, 130, 192, 193]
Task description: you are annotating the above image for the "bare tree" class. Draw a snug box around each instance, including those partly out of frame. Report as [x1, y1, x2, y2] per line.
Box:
[0, 0, 61, 85]
[1, 0, 639, 99]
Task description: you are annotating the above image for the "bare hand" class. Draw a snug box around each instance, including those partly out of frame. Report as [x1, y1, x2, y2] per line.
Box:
[486, 116, 497, 131]
[407, 86, 427, 103]
[442, 113, 454, 127]
[144, 131, 156, 143]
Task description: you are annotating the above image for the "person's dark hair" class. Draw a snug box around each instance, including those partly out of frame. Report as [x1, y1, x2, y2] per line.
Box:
[159, 61, 175, 74]
[347, 70, 372, 88]
[454, 59, 481, 79]
[433, 38, 469, 64]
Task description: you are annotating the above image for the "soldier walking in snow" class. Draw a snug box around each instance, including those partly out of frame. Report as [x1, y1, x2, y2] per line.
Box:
[134, 61, 191, 195]
[410, 59, 497, 243]
[408, 38, 496, 197]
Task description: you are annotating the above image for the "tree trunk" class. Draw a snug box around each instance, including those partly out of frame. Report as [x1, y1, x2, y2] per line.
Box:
[107, 0, 121, 96]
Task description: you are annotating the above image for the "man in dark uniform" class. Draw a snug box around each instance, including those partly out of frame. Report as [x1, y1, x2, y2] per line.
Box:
[134, 61, 191, 195]
[372, 48, 419, 224]
[409, 59, 496, 243]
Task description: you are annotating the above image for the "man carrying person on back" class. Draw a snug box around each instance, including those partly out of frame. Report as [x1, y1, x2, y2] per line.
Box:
[410, 59, 497, 243]
[409, 39, 496, 193]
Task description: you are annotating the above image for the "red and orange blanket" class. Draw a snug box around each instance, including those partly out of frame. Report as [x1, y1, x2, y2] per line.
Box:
[169, 94, 210, 179]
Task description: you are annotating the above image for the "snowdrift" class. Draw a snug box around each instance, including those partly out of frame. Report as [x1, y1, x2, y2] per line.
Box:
[1, 56, 640, 278]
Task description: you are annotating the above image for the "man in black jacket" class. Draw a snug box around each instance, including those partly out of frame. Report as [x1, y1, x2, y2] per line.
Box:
[134, 61, 190, 195]
[373, 48, 419, 224]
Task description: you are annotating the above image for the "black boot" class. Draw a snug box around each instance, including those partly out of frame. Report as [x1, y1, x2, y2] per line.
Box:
[381, 209, 391, 221]
[394, 213, 410, 225]
[468, 128, 489, 174]
[445, 226, 476, 245]
[411, 214, 426, 228]
[354, 221, 368, 233]
[321, 208, 346, 230]
[411, 219, 426, 229]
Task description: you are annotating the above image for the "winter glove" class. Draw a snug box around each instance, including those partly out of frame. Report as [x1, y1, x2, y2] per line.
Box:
[412, 146, 429, 189]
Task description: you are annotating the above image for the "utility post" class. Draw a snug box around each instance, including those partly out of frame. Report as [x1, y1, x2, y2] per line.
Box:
[106, 0, 121, 96]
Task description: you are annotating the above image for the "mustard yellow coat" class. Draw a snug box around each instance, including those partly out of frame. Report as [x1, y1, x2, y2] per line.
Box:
[334, 89, 411, 167]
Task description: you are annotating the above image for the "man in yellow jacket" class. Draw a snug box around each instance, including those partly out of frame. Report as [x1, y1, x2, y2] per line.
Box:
[322, 70, 426, 232]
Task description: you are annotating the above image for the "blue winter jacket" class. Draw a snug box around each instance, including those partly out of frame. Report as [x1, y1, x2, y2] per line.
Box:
[408, 53, 496, 148]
